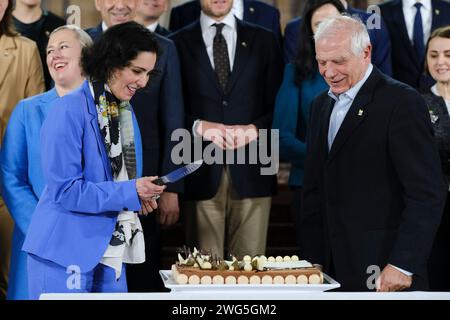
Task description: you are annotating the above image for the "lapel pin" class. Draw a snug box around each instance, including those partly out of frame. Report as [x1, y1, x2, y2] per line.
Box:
[45, 31, 50, 37]
[435, 9, 440, 15]
[358, 109, 364, 116]
[249, 7, 255, 13]
[241, 41, 247, 47]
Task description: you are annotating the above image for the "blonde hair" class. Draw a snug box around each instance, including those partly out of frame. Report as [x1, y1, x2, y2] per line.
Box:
[49, 24, 93, 49]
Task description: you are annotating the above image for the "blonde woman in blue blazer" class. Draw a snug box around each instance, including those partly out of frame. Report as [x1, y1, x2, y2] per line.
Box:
[0, 25, 93, 300]
[19, 22, 165, 299]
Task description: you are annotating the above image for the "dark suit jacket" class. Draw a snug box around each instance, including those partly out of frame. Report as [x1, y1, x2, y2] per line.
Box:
[169, 0, 282, 45]
[283, 7, 392, 76]
[302, 67, 446, 291]
[170, 19, 283, 201]
[380, 0, 450, 89]
[85, 24, 185, 194]
[155, 24, 170, 37]
[13, 11, 65, 90]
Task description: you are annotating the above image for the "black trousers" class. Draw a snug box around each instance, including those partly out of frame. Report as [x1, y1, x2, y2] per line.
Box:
[428, 192, 450, 291]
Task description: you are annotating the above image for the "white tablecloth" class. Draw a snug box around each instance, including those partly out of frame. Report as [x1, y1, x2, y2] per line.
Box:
[40, 291, 450, 300]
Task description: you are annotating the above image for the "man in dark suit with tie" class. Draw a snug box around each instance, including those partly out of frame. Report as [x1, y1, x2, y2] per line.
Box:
[170, 0, 283, 259]
[86, 0, 185, 292]
[380, 0, 450, 89]
[302, 15, 446, 291]
[169, 0, 282, 45]
[283, 0, 392, 76]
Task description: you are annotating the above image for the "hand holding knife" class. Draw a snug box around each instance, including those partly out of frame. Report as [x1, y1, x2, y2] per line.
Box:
[151, 160, 203, 199]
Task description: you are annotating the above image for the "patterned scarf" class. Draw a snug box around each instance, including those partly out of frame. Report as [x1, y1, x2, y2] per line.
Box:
[92, 81, 145, 279]
[92, 81, 136, 180]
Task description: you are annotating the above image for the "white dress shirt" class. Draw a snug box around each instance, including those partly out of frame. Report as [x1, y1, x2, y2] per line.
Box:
[192, 11, 238, 136]
[102, 21, 109, 32]
[402, 0, 432, 46]
[327, 64, 374, 149]
[200, 10, 237, 71]
[232, 0, 244, 20]
[145, 21, 159, 33]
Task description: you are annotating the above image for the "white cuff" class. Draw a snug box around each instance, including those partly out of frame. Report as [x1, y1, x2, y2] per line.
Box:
[389, 264, 413, 276]
[192, 119, 201, 138]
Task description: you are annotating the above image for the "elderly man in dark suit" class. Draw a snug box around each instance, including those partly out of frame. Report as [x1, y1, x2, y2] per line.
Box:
[169, 0, 282, 45]
[86, 0, 185, 292]
[283, 0, 392, 76]
[379, 0, 450, 89]
[302, 15, 446, 291]
[170, 0, 283, 259]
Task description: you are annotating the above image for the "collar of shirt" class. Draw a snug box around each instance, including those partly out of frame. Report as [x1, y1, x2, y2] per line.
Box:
[102, 21, 108, 32]
[328, 64, 374, 102]
[431, 84, 450, 110]
[200, 10, 236, 35]
[145, 21, 159, 33]
[232, 0, 244, 20]
[200, 10, 237, 70]
[402, 0, 432, 43]
[403, 0, 431, 11]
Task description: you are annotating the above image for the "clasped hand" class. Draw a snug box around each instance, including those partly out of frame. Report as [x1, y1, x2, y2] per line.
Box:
[136, 176, 166, 215]
[197, 120, 258, 150]
[376, 264, 412, 292]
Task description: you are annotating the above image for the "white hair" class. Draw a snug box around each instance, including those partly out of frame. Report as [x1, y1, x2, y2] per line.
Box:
[314, 15, 371, 56]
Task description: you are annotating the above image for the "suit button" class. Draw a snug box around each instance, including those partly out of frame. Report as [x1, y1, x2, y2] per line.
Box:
[123, 207, 128, 211]
[222, 100, 228, 107]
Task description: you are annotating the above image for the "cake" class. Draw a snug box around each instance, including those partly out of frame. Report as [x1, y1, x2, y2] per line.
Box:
[171, 248, 324, 285]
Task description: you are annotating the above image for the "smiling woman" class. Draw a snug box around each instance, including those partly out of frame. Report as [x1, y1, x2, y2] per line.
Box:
[0, 24, 91, 300]
[17, 21, 166, 299]
[421, 26, 450, 292]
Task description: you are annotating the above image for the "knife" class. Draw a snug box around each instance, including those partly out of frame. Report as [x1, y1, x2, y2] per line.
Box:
[151, 159, 203, 197]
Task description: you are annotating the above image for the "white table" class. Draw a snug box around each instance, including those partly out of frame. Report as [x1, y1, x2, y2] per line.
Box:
[40, 291, 450, 300]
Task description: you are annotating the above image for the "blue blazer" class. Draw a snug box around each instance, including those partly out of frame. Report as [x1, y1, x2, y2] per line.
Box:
[22, 81, 143, 273]
[380, 0, 450, 89]
[272, 64, 327, 188]
[0, 89, 59, 299]
[169, 0, 282, 45]
[283, 7, 392, 76]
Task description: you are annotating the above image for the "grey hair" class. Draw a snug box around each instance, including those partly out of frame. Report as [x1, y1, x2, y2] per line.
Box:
[314, 15, 371, 56]
[49, 24, 93, 49]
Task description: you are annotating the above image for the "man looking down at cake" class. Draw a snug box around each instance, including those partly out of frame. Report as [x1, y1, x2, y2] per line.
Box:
[301, 15, 446, 291]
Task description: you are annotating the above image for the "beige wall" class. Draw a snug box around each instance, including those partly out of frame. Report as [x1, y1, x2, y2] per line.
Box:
[41, 0, 387, 31]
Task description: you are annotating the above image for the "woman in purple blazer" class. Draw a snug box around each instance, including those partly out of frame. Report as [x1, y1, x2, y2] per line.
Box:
[22, 22, 166, 299]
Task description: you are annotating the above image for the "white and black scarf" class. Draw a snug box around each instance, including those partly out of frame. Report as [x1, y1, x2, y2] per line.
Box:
[92, 81, 145, 279]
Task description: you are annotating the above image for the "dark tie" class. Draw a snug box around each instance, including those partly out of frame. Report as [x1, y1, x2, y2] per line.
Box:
[213, 23, 230, 92]
[413, 2, 425, 62]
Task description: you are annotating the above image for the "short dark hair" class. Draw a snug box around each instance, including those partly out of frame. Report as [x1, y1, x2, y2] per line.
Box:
[293, 0, 345, 86]
[81, 21, 160, 84]
[424, 26, 450, 76]
[0, 0, 18, 37]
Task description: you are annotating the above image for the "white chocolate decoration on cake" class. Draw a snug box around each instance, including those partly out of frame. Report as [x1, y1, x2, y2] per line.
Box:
[172, 249, 324, 286]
